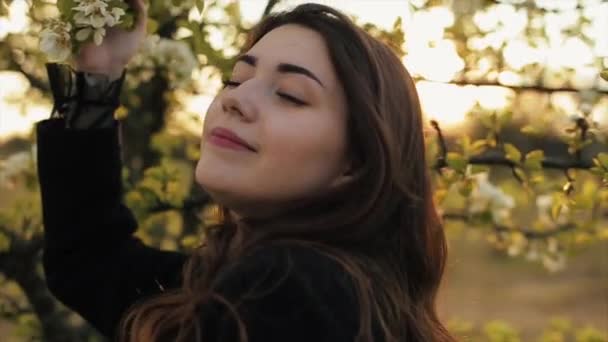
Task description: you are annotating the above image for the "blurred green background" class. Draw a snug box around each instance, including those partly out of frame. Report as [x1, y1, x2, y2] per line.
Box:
[0, 0, 607, 341]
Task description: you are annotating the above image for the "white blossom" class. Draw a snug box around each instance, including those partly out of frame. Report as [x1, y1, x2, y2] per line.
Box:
[110, 7, 126, 25]
[39, 20, 72, 62]
[536, 194, 569, 225]
[75, 26, 106, 45]
[73, 4, 120, 28]
[73, 0, 108, 16]
[525, 240, 540, 261]
[42, 0, 128, 61]
[131, 35, 197, 88]
[507, 232, 527, 257]
[546, 237, 560, 254]
[542, 252, 566, 273]
[468, 172, 515, 224]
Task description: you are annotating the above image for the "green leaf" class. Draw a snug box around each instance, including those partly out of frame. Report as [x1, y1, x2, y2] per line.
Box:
[470, 164, 489, 175]
[521, 125, 543, 136]
[551, 202, 563, 222]
[109, 0, 129, 9]
[138, 187, 160, 208]
[470, 139, 488, 155]
[446, 152, 467, 173]
[562, 181, 574, 194]
[458, 135, 471, 154]
[57, 0, 76, 17]
[140, 178, 164, 197]
[504, 143, 521, 164]
[0, 0, 9, 17]
[147, 18, 159, 34]
[486, 132, 497, 147]
[195, 0, 205, 13]
[524, 150, 544, 171]
[118, 14, 134, 30]
[181, 235, 200, 250]
[596, 152, 608, 169]
[513, 167, 527, 183]
[459, 178, 474, 197]
[601, 69, 608, 81]
[483, 320, 520, 341]
[550, 194, 570, 222]
[499, 110, 513, 126]
[188, 21, 206, 55]
[529, 172, 544, 184]
[590, 166, 604, 176]
[0, 231, 10, 252]
[480, 114, 494, 129]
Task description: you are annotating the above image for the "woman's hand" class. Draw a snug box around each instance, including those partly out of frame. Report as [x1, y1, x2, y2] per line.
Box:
[72, 0, 148, 80]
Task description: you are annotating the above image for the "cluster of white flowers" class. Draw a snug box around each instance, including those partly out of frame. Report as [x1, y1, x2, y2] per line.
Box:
[468, 172, 516, 224]
[40, 19, 73, 62]
[130, 35, 198, 88]
[521, 239, 566, 272]
[500, 231, 566, 272]
[468, 177, 570, 272]
[463, 172, 571, 272]
[39, 0, 129, 62]
[72, 0, 126, 46]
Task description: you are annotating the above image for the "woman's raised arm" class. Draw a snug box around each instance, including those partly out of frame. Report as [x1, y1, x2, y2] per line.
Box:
[36, 1, 190, 338]
[36, 69, 189, 338]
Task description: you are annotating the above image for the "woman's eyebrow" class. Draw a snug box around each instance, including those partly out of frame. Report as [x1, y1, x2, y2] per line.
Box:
[234, 53, 325, 88]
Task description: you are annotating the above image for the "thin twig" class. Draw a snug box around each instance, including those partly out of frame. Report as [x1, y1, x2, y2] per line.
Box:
[439, 79, 608, 95]
[430, 118, 596, 171]
[492, 0, 607, 12]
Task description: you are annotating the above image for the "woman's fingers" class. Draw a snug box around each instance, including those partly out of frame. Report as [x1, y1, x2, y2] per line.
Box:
[131, 0, 148, 31]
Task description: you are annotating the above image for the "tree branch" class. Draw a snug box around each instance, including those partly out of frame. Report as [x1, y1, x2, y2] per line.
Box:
[430, 119, 596, 172]
[435, 150, 595, 170]
[492, 0, 608, 12]
[423, 78, 608, 95]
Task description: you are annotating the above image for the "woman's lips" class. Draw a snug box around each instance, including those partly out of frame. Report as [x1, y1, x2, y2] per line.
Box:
[208, 134, 252, 151]
[208, 126, 256, 152]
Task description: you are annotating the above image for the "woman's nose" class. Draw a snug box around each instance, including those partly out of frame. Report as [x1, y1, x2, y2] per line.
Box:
[221, 91, 257, 121]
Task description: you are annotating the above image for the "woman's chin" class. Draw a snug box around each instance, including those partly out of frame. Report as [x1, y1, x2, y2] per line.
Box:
[195, 164, 237, 206]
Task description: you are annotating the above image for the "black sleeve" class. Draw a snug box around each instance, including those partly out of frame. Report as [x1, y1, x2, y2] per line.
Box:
[197, 244, 361, 342]
[35, 118, 189, 339]
[46, 63, 125, 130]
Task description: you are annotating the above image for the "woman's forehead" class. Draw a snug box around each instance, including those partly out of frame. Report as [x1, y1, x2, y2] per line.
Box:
[245, 24, 339, 89]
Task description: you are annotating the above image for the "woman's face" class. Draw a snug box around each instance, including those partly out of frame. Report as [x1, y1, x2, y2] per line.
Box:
[195, 24, 351, 219]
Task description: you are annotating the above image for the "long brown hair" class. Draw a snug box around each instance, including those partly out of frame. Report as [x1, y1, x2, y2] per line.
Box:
[119, 3, 456, 341]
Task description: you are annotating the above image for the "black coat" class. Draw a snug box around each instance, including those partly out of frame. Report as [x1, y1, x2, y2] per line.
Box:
[35, 118, 365, 341]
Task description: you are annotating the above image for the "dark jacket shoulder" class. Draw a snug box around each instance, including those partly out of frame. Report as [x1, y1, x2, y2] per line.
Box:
[199, 243, 361, 342]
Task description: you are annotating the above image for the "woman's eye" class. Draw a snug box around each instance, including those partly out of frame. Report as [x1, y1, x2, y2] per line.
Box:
[221, 79, 240, 88]
[221, 79, 306, 106]
[277, 92, 307, 106]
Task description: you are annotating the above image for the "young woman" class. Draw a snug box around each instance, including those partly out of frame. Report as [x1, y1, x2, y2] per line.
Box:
[36, 1, 456, 341]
